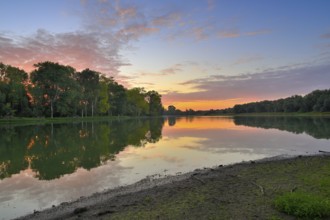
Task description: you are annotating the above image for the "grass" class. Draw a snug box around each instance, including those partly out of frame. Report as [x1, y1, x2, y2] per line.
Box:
[107, 156, 330, 220]
[274, 192, 330, 218]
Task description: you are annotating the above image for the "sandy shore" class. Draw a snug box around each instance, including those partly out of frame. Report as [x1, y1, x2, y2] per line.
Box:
[16, 154, 330, 220]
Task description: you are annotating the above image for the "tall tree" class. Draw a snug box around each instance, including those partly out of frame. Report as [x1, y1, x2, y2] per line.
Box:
[108, 80, 128, 116]
[98, 78, 110, 115]
[146, 90, 163, 116]
[0, 63, 30, 116]
[30, 62, 78, 118]
[126, 88, 149, 116]
[77, 69, 100, 117]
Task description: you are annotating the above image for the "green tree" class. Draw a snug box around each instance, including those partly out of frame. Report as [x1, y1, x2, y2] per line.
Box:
[126, 88, 149, 116]
[0, 63, 31, 116]
[98, 79, 110, 114]
[167, 105, 176, 115]
[146, 90, 163, 116]
[30, 62, 78, 118]
[77, 69, 100, 117]
[108, 80, 128, 116]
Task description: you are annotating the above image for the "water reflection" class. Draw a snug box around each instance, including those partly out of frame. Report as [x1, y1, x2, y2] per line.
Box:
[1, 116, 330, 220]
[0, 118, 165, 180]
[234, 116, 330, 139]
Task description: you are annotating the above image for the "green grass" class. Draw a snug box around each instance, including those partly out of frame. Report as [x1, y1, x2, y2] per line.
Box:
[274, 192, 330, 218]
[273, 158, 330, 219]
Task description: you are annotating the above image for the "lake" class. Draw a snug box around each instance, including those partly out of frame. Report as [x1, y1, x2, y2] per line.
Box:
[1, 116, 330, 219]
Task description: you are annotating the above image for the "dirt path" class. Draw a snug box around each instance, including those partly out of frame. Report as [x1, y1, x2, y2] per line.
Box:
[16, 154, 330, 220]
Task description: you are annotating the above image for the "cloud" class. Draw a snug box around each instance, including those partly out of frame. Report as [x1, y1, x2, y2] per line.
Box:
[0, 30, 123, 75]
[116, 24, 159, 41]
[218, 29, 271, 39]
[320, 32, 330, 39]
[160, 63, 183, 75]
[218, 30, 240, 38]
[137, 63, 183, 77]
[164, 63, 330, 104]
[0, 1, 172, 75]
[152, 12, 182, 27]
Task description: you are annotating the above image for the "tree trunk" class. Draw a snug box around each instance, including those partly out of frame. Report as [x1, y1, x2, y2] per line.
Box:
[92, 102, 94, 117]
[51, 100, 54, 119]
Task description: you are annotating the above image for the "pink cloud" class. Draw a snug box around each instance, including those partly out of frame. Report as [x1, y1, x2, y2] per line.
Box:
[0, 30, 123, 75]
[116, 24, 159, 40]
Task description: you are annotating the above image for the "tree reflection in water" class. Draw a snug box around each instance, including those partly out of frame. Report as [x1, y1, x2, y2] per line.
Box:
[234, 116, 330, 140]
[0, 118, 165, 180]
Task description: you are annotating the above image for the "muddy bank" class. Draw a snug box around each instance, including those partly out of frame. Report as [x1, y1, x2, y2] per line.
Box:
[16, 154, 330, 220]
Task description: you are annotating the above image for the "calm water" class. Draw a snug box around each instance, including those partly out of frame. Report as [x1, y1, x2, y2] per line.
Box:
[1, 116, 330, 219]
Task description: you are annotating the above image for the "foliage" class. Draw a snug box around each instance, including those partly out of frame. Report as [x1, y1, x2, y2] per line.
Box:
[0, 62, 163, 118]
[231, 89, 330, 114]
[126, 87, 149, 116]
[274, 192, 330, 218]
[0, 63, 31, 117]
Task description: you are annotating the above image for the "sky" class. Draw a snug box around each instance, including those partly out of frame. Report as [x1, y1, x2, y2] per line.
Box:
[1, 0, 330, 110]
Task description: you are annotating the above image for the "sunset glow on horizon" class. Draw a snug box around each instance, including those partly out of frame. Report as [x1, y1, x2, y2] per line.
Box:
[1, 0, 330, 110]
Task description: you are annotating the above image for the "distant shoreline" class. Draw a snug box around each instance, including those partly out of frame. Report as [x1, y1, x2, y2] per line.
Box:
[1, 113, 330, 126]
[16, 153, 330, 220]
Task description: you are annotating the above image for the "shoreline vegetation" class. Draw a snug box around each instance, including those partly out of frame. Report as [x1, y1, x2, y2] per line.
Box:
[17, 154, 330, 220]
[0, 112, 330, 126]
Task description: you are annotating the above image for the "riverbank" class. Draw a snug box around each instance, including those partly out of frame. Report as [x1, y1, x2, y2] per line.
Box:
[17, 154, 330, 220]
[0, 116, 133, 126]
[2, 113, 330, 126]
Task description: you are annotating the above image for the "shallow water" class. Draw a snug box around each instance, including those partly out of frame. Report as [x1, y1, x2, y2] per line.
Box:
[0, 116, 329, 219]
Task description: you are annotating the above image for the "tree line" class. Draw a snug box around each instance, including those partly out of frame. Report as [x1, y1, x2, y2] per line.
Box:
[164, 89, 330, 116]
[0, 62, 164, 118]
[230, 89, 330, 114]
